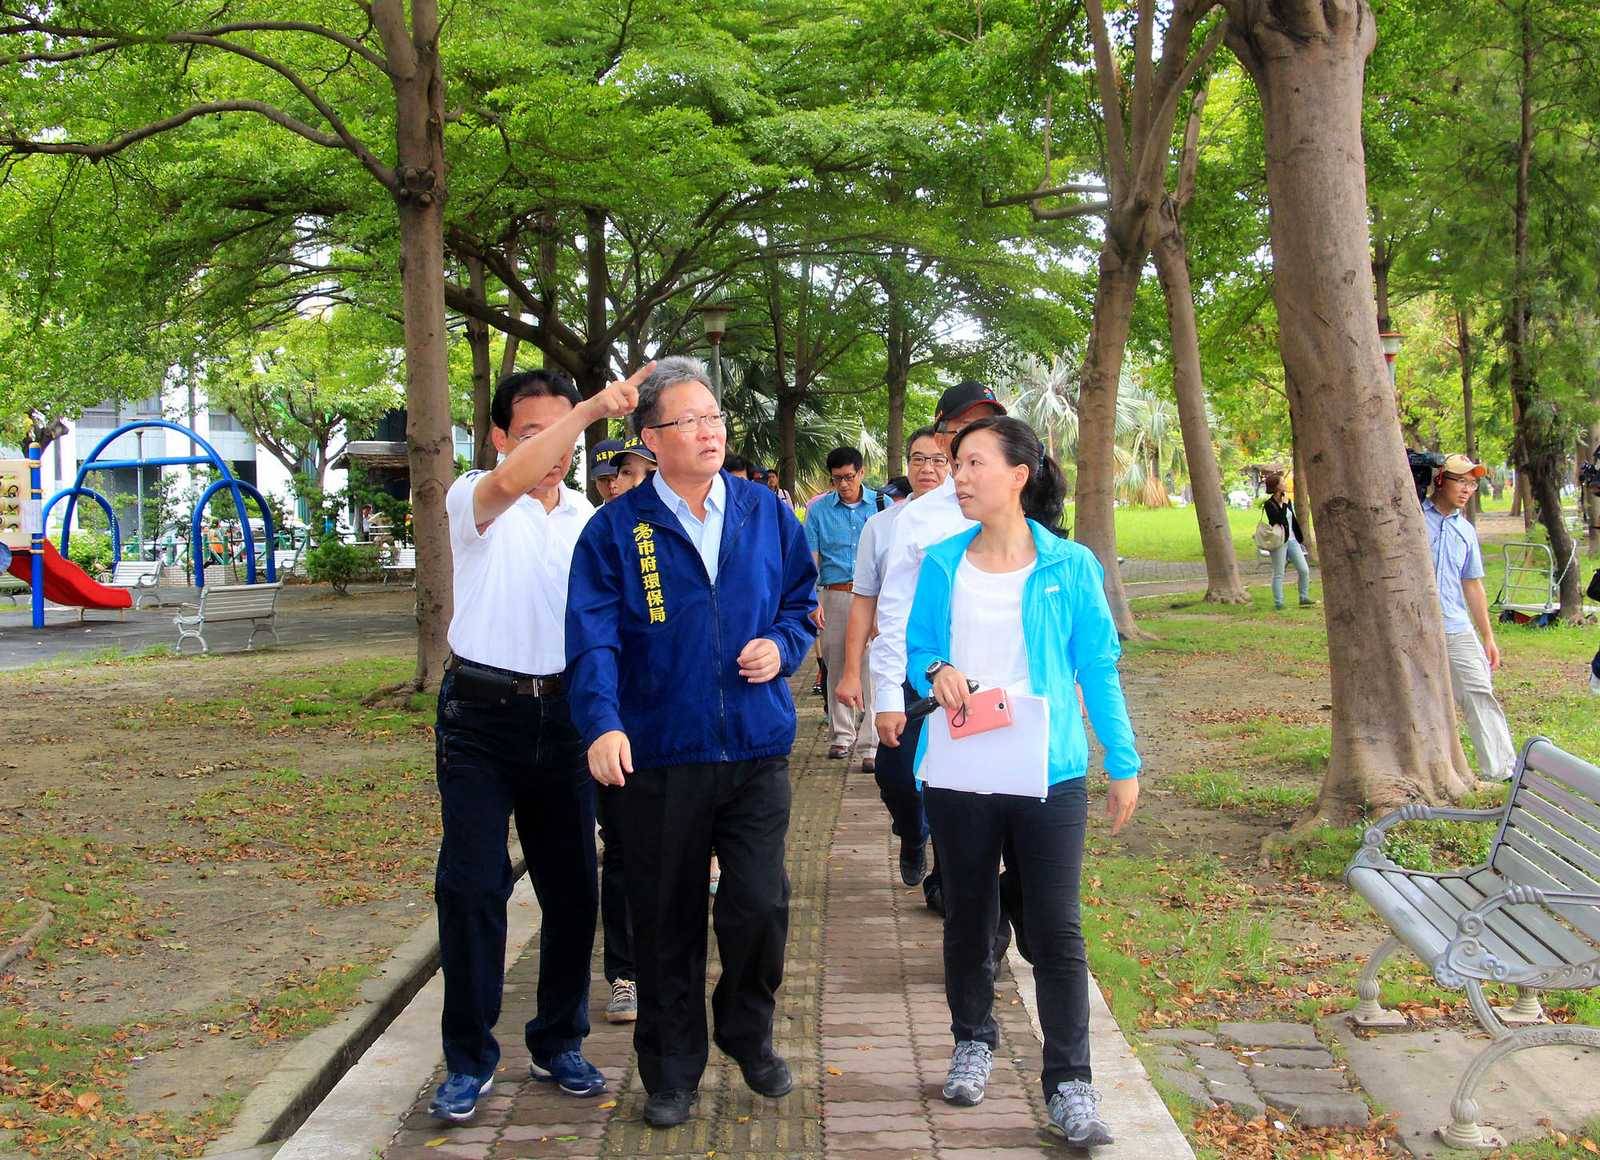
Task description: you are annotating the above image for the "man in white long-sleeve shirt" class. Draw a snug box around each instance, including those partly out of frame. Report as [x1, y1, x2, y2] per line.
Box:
[871, 381, 1006, 750]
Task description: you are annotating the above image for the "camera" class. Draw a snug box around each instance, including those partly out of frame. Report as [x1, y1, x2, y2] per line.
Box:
[1407, 449, 1447, 505]
[1579, 446, 1600, 496]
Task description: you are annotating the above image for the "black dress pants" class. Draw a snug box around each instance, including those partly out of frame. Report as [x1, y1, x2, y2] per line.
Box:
[618, 757, 791, 1093]
[925, 778, 1089, 1096]
[596, 785, 634, 983]
[433, 670, 597, 1079]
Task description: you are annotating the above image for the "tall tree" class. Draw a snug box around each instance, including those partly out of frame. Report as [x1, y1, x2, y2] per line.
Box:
[1223, 0, 1474, 817]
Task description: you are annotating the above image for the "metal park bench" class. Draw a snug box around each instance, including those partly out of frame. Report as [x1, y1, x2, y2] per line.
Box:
[1345, 737, 1600, 1148]
[382, 545, 416, 586]
[173, 582, 282, 654]
[109, 560, 164, 609]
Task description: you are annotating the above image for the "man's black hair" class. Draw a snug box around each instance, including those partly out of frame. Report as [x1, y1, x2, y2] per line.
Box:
[491, 368, 581, 431]
[825, 446, 863, 472]
[725, 453, 748, 475]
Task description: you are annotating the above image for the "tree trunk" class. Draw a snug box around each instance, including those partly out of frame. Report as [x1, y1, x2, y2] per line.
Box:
[1226, 0, 1473, 820]
[1458, 307, 1479, 523]
[1290, 416, 1318, 567]
[1505, 0, 1580, 620]
[884, 279, 909, 478]
[466, 256, 497, 471]
[1153, 199, 1248, 603]
[389, 3, 453, 692]
[777, 390, 800, 498]
[1075, 246, 1146, 638]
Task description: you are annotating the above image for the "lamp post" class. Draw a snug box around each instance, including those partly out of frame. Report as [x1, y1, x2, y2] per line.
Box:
[1379, 331, 1405, 389]
[697, 304, 733, 404]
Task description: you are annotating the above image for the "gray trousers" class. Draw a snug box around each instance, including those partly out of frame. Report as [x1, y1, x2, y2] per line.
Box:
[820, 587, 874, 755]
[1445, 630, 1517, 781]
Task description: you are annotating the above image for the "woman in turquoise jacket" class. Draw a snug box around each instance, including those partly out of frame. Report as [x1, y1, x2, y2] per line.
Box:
[904, 416, 1139, 1150]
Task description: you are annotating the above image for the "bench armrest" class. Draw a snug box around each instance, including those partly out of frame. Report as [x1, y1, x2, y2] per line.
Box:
[1347, 804, 1506, 874]
[1440, 884, 1600, 989]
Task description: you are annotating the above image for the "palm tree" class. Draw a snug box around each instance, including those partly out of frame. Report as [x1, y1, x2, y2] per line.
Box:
[718, 356, 877, 492]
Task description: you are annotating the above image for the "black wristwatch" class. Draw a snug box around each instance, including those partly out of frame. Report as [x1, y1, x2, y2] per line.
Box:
[925, 659, 952, 683]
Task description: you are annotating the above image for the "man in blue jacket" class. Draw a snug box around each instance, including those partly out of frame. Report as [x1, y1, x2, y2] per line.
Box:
[566, 356, 818, 1129]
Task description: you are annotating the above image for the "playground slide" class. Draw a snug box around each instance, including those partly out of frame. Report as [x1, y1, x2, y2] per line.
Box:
[6, 541, 132, 611]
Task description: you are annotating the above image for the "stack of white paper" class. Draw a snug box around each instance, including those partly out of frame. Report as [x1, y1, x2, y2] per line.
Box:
[920, 692, 1051, 798]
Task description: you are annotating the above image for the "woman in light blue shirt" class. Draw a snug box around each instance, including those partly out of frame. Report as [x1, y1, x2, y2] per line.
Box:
[905, 416, 1139, 1149]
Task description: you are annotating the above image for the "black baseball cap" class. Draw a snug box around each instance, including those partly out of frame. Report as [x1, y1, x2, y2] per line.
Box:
[934, 380, 1005, 428]
[617, 435, 656, 466]
[589, 438, 625, 477]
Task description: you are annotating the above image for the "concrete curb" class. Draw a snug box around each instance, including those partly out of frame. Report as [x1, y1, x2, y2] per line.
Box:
[203, 855, 528, 1157]
[1007, 944, 1196, 1158]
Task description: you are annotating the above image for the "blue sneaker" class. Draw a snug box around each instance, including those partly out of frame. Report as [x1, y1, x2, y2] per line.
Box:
[530, 1049, 606, 1097]
[428, 1072, 493, 1122]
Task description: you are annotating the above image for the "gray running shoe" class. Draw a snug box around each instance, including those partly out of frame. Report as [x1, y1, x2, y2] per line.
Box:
[606, 978, 638, 1023]
[1048, 1079, 1113, 1147]
[941, 1040, 993, 1106]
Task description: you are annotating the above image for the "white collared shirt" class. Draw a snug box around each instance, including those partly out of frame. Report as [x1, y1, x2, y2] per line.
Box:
[869, 476, 975, 712]
[445, 472, 593, 674]
[653, 469, 726, 584]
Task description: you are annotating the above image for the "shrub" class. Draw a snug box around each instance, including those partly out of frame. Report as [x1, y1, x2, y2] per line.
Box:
[305, 541, 379, 595]
[66, 531, 118, 580]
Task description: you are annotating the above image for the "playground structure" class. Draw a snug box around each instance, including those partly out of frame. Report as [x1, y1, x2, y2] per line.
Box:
[2, 419, 277, 629]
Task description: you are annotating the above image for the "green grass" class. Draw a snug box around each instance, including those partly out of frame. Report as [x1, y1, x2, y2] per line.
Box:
[1167, 767, 1317, 814]
[1103, 504, 1261, 562]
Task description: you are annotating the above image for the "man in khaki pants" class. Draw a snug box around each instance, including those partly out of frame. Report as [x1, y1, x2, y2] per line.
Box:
[805, 447, 882, 765]
[1426, 454, 1516, 782]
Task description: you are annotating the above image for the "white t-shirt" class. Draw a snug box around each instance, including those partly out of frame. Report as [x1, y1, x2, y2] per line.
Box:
[445, 472, 593, 675]
[950, 553, 1034, 694]
[850, 501, 906, 599]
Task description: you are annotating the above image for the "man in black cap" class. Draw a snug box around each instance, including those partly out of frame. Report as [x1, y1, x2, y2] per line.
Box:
[590, 438, 626, 503]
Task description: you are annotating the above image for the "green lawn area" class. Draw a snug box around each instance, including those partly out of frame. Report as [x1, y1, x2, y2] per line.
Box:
[1096, 503, 1262, 561]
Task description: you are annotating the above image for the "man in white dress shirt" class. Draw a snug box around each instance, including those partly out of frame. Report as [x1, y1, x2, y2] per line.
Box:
[428, 365, 642, 1123]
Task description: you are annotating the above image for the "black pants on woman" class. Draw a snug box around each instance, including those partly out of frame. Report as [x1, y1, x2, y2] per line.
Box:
[925, 778, 1089, 1096]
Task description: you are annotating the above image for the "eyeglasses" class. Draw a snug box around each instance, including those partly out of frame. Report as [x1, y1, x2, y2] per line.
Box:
[909, 453, 949, 468]
[646, 412, 726, 433]
[830, 470, 860, 484]
[1441, 473, 1480, 489]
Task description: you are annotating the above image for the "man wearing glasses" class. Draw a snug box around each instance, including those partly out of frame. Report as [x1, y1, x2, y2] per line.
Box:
[566, 356, 819, 1129]
[1426, 454, 1516, 782]
[805, 447, 884, 763]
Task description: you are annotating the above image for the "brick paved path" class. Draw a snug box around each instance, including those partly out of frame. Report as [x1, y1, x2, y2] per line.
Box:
[382, 678, 1070, 1159]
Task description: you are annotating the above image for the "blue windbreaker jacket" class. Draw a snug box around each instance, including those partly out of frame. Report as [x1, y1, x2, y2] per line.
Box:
[905, 521, 1140, 785]
[566, 471, 819, 768]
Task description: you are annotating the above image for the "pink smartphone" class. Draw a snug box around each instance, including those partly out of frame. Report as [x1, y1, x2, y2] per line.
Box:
[946, 687, 1014, 739]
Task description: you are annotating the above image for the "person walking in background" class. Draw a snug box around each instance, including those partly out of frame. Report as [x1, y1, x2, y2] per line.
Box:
[904, 416, 1139, 1148]
[1262, 471, 1315, 610]
[805, 447, 882, 764]
[1426, 455, 1517, 781]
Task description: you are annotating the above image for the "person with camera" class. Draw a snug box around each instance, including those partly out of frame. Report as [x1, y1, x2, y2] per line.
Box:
[1261, 471, 1315, 610]
[903, 416, 1139, 1148]
[427, 365, 646, 1123]
[1427, 454, 1516, 781]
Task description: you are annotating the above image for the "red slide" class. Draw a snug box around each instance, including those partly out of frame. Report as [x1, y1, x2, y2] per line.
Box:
[6, 541, 133, 611]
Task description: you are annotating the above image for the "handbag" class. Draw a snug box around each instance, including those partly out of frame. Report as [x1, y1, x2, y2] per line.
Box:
[1253, 520, 1286, 552]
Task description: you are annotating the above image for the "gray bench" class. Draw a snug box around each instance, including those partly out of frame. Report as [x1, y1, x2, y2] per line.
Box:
[382, 545, 416, 586]
[109, 560, 164, 609]
[1345, 737, 1600, 1148]
[173, 582, 282, 654]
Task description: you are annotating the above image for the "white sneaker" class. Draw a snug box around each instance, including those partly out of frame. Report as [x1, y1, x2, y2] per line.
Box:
[1589, 671, 1600, 696]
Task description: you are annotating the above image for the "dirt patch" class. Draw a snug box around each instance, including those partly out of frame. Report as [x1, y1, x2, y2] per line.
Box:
[0, 620, 436, 1156]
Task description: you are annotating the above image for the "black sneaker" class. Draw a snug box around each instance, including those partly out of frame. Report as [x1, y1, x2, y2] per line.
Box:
[643, 1088, 697, 1128]
[735, 1050, 793, 1098]
[925, 881, 945, 917]
[899, 836, 927, 886]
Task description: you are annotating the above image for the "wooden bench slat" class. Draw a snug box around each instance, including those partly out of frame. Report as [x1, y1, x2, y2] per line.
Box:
[1458, 869, 1599, 966]
[1525, 740, 1600, 802]
[1520, 770, 1600, 835]
[1493, 842, 1600, 944]
[1507, 803, 1600, 889]
[1399, 873, 1528, 965]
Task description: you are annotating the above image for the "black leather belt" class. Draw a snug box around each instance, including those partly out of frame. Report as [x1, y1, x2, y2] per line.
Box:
[447, 656, 563, 698]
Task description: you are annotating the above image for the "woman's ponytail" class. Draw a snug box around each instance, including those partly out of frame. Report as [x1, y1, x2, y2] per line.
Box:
[950, 415, 1071, 537]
